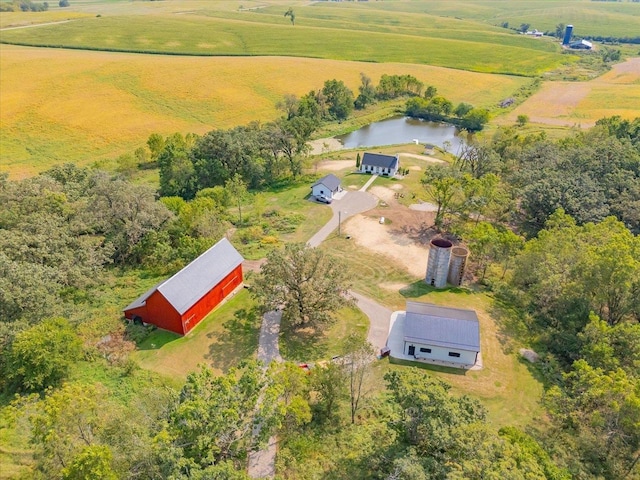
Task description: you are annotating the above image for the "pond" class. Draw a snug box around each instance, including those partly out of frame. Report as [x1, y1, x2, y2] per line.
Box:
[335, 115, 469, 152]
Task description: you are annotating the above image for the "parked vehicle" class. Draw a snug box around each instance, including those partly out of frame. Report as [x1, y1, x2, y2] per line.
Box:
[316, 195, 332, 204]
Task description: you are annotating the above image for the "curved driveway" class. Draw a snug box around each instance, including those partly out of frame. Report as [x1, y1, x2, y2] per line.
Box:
[307, 190, 378, 247]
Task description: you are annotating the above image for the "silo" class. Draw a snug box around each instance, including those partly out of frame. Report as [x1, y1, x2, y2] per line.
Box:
[425, 238, 452, 288]
[562, 25, 573, 45]
[447, 246, 469, 286]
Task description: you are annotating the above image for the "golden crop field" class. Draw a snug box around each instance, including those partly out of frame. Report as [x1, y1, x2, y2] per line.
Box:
[0, 45, 530, 178]
[501, 57, 640, 128]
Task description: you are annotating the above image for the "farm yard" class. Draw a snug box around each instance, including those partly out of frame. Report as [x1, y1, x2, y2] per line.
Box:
[1, 0, 639, 478]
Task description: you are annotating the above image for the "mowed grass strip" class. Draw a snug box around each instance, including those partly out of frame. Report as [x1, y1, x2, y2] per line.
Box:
[0, 14, 566, 75]
[0, 45, 530, 178]
[279, 306, 369, 363]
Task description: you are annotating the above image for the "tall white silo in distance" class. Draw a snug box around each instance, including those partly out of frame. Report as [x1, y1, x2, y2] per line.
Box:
[425, 238, 453, 288]
[447, 246, 469, 286]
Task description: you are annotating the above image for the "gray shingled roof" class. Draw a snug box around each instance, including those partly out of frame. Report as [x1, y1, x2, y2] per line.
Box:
[124, 238, 244, 315]
[362, 153, 399, 169]
[403, 301, 480, 351]
[312, 174, 341, 192]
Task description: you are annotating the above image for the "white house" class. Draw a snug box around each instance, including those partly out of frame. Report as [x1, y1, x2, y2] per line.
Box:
[311, 174, 342, 200]
[403, 301, 480, 367]
[360, 152, 399, 176]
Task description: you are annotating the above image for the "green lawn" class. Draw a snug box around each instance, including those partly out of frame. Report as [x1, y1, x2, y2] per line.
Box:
[364, 289, 545, 430]
[279, 305, 369, 363]
[132, 289, 260, 379]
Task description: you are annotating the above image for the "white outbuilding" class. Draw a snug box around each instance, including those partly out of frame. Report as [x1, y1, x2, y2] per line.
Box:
[311, 174, 342, 200]
[403, 301, 480, 367]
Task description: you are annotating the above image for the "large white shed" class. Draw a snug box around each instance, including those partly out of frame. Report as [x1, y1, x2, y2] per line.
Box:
[403, 301, 480, 367]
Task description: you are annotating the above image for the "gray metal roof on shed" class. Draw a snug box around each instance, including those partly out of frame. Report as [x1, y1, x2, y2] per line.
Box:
[362, 153, 399, 169]
[312, 174, 341, 192]
[403, 301, 480, 351]
[124, 238, 243, 315]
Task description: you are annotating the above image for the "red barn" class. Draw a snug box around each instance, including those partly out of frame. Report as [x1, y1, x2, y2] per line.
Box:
[123, 238, 244, 335]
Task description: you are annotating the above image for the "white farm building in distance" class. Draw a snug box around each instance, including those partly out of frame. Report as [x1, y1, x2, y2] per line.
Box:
[402, 301, 480, 368]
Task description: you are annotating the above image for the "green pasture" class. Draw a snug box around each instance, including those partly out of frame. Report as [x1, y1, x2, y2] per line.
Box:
[206, 4, 560, 53]
[359, 0, 640, 39]
[0, 14, 566, 75]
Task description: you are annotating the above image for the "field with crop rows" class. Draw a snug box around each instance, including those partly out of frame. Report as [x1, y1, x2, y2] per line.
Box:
[359, 0, 640, 39]
[0, 44, 531, 178]
[0, 13, 566, 75]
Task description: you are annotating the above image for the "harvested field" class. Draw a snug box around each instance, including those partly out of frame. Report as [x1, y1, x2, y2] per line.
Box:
[503, 57, 640, 127]
[0, 45, 528, 178]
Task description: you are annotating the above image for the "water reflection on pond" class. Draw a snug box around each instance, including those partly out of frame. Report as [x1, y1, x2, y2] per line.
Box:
[336, 116, 469, 152]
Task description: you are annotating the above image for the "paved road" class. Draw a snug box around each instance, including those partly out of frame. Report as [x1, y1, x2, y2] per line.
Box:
[350, 291, 392, 351]
[307, 190, 378, 247]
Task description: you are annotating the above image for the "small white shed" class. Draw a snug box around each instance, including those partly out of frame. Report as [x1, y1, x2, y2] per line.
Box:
[403, 301, 480, 367]
[311, 174, 342, 199]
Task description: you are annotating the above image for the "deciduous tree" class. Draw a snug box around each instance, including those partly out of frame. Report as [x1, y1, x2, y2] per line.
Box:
[253, 243, 352, 329]
[422, 165, 463, 228]
[3, 318, 82, 391]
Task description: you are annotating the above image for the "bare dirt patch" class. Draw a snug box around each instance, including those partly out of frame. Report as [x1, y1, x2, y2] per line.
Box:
[380, 282, 411, 291]
[409, 202, 438, 212]
[316, 159, 354, 171]
[368, 185, 398, 203]
[342, 196, 439, 278]
[308, 137, 344, 155]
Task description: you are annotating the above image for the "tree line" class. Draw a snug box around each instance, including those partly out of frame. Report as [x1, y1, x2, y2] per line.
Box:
[406, 88, 490, 132]
[417, 116, 640, 479]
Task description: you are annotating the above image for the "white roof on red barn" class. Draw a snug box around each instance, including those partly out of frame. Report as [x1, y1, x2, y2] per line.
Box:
[124, 238, 244, 315]
[403, 301, 480, 351]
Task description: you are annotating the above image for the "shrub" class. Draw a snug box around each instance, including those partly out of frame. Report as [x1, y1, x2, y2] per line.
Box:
[2, 318, 82, 391]
[59, 0, 69, 6]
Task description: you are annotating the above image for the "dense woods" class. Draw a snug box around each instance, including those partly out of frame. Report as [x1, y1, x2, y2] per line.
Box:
[1, 114, 639, 478]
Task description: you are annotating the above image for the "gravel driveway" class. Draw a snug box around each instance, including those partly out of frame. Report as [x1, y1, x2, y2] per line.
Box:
[307, 190, 378, 247]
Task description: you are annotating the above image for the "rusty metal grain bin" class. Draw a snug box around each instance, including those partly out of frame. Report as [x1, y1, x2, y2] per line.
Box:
[425, 238, 452, 288]
[447, 246, 469, 286]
